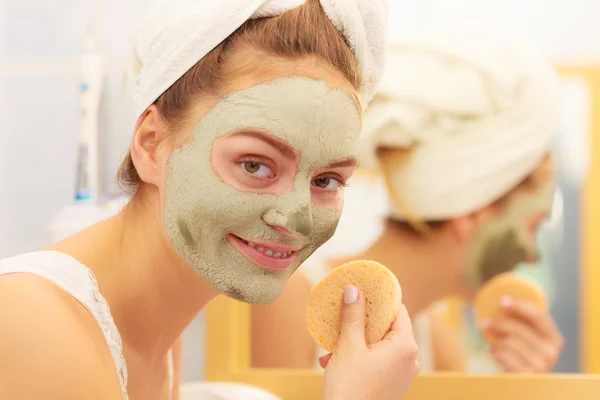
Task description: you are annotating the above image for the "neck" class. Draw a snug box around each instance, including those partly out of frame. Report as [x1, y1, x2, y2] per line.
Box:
[332, 221, 464, 318]
[49, 192, 219, 359]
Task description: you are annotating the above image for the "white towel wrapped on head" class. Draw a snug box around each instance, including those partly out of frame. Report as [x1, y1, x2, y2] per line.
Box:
[359, 25, 561, 221]
[129, 0, 389, 117]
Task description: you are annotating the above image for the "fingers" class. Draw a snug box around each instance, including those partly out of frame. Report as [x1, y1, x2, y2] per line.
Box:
[491, 338, 549, 373]
[319, 353, 332, 369]
[372, 305, 414, 350]
[489, 332, 559, 372]
[482, 301, 563, 373]
[385, 304, 419, 364]
[369, 329, 397, 349]
[381, 330, 397, 341]
[369, 304, 418, 361]
[482, 318, 561, 371]
[481, 317, 539, 349]
[336, 285, 367, 353]
[388, 304, 414, 340]
[500, 296, 559, 340]
[482, 296, 564, 371]
[491, 346, 535, 373]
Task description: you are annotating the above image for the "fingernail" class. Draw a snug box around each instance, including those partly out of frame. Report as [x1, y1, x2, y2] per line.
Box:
[501, 296, 513, 308]
[343, 285, 358, 304]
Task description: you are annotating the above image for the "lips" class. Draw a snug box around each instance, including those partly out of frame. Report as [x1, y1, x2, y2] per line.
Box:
[241, 239, 294, 258]
[227, 234, 302, 271]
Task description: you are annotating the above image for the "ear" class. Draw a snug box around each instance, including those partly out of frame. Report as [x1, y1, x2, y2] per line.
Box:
[448, 205, 499, 242]
[447, 215, 476, 244]
[130, 105, 165, 187]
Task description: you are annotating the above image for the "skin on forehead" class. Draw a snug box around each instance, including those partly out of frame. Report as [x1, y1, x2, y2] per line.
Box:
[188, 76, 361, 171]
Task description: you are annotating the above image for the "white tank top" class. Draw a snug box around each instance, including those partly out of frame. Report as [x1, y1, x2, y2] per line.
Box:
[0, 251, 174, 400]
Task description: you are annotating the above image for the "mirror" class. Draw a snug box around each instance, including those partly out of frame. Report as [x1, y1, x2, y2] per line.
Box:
[246, 66, 600, 374]
[205, 66, 600, 399]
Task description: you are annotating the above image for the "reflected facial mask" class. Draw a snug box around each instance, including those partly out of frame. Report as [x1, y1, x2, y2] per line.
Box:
[465, 178, 556, 291]
[163, 77, 360, 304]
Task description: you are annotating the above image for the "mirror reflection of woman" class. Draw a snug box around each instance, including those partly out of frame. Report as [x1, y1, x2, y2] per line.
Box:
[252, 26, 565, 374]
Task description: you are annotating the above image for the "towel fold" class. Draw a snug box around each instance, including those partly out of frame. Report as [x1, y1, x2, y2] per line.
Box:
[129, 0, 389, 117]
[359, 25, 561, 220]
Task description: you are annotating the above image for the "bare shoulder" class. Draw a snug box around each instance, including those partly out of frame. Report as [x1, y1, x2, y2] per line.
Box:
[0, 273, 124, 399]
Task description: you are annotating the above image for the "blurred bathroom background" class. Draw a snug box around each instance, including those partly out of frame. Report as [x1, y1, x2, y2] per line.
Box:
[2, 0, 600, 381]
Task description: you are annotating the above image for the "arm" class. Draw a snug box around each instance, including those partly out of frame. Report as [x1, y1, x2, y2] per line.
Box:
[0, 273, 123, 399]
[171, 336, 182, 400]
[251, 269, 316, 368]
[429, 308, 467, 372]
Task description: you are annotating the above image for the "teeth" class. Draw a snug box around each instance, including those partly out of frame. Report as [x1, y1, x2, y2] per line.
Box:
[241, 239, 295, 258]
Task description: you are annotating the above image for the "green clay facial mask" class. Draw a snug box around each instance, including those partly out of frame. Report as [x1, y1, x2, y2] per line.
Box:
[465, 177, 556, 291]
[163, 77, 360, 304]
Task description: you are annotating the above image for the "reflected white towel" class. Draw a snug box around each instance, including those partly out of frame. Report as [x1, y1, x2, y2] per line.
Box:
[359, 24, 561, 220]
[129, 0, 389, 117]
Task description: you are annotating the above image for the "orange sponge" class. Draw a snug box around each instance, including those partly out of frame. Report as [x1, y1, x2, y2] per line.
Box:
[473, 272, 548, 341]
[305, 260, 402, 353]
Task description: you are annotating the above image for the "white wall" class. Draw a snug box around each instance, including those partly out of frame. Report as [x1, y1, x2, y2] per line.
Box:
[388, 0, 600, 63]
[1, 0, 599, 382]
[0, 0, 139, 258]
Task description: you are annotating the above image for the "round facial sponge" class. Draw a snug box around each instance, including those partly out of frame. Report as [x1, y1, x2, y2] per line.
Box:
[305, 260, 402, 353]
[473, 272, 548, 341]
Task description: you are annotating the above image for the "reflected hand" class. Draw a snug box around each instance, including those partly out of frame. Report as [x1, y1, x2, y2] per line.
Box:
[480, 296, 564, 373]
[321, 286, 420, 400]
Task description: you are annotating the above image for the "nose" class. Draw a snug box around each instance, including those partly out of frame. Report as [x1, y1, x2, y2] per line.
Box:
[263, 206, 313, 237]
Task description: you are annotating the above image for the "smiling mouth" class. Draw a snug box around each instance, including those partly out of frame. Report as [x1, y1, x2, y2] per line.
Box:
[239, 238, 295, 259]
[227, 234, 300, 271]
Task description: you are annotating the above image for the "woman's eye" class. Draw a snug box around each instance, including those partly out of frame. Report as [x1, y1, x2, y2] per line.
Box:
[312, 177, 341, 191]
[240, 161, 274, 178]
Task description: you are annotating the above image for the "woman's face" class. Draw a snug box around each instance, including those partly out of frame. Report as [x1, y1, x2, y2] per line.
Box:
[155, 54, 361, 304]
[463, 175, 556, 294]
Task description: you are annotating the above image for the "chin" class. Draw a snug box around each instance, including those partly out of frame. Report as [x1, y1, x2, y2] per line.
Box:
[216, 275, 287, 305]
[192, 242, 313, 305]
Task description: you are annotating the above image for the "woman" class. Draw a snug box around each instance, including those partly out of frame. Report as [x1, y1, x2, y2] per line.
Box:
[0, 1, 420, 400]
[252, 26, 565, 373]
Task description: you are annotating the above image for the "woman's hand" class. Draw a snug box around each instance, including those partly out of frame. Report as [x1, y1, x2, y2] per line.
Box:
[321, 286, 420, 400]
[480, 296, 564, 373]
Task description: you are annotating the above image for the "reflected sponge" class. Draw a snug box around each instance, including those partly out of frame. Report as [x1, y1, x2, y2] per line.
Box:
[473, 271, 548, 342]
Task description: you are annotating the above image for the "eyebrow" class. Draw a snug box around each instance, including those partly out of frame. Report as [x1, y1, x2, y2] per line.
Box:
[229, 130, 297, 160]
[327, 157, 358, 169]
[229, 130, 358, 169]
